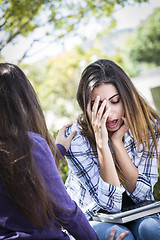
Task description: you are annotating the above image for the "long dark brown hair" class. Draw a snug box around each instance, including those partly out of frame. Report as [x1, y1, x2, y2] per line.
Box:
[77, 59, 160, 183]
[0, 63, 67, 229]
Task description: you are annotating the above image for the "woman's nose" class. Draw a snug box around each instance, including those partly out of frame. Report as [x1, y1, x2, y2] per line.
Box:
[108, 109, 113, 118]
[106, 104, 113, 118]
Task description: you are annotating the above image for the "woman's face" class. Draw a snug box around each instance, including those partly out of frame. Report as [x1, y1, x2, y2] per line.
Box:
[91, 83, 125, 132]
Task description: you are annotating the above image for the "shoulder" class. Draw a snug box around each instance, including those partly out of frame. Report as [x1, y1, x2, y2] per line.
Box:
[28, 131, 47, 145]
[65, 121, 87, 141]
[27, 131, 57, 172]
[27, 131, 51, 155]
[65, 121, 91, 149]
[28, 131, 45, 141]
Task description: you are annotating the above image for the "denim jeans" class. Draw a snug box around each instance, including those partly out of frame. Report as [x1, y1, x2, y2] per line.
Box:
[90, 215, 160, 240]
[126, 215, 160, 240]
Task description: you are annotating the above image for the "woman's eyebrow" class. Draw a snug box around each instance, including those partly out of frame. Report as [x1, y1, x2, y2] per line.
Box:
[91, 93, 119, 103]
[108, 93, 119, 101]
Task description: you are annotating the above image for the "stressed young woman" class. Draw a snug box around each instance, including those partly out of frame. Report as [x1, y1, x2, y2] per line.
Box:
[62, 59, 160, 240]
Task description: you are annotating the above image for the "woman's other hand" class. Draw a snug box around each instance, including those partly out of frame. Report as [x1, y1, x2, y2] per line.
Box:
[110, 116, 129, 144]
[108, 229, 129, 240]
[55, 124, 77, 152]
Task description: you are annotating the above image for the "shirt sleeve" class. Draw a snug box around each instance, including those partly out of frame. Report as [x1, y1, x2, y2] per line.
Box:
[128, 128, 160, 202]
[29, 132, 99, 240]
[65, 123, 124, 213]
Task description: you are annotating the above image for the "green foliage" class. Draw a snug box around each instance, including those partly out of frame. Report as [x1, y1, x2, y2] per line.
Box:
[151, 86, 160, 115]
[59, 157, 68, 183]
[22, 44, 107, 131]
[0, 0, 148, 58]
[111, 43, 140, 77]
[129, 7, 160, 65]
[0, 0, 43, 49]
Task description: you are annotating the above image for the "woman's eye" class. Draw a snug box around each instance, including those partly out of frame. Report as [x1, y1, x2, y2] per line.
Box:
[111, 99, 120, 104]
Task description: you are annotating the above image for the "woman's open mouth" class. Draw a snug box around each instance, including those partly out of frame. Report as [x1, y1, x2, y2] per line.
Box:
[106, 119, 118, 129]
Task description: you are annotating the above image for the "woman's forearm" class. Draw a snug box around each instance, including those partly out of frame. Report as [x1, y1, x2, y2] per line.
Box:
[97, 145, 120, 187]
[112, 141, 138, 193]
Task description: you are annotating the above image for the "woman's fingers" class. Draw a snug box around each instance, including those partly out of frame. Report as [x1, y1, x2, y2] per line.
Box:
[59, 123, 73, 133]
[116, 231, 129, 239]
[96, 99, 106, 121]
[121, 117, 129, 130]
[88, 96, 110, 123]
[87, 98, 92, 121]
[62, 130, 77, 152]
[102, 106, 111, 123]
[55, 124, 77, 151]
[67, 130, 77, 142]
[108, 229, 116, 240]
[92, 95, 100, 113]
[108, 229, 129, 240]
[91, 97, 106, 120]
[91, 96, 101, 122]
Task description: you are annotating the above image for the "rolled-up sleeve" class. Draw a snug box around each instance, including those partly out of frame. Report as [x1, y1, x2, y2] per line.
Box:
[126, 127, 159, 202]
[98, 176, 124, 212]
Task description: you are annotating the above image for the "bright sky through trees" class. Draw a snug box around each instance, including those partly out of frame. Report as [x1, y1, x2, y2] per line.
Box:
[1, 0, 160, 64]
[114, 0, 160, 30]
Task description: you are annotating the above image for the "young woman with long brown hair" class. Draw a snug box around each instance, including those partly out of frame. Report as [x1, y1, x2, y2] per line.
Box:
[64, 59, 160, 240]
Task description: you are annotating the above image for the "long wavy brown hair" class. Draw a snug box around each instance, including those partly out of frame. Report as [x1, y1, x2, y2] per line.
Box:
[77, 59, 160, 184]
[0, 63, 68, 229]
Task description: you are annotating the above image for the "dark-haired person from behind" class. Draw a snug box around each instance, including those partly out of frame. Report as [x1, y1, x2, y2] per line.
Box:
[0, 63, 128, 240]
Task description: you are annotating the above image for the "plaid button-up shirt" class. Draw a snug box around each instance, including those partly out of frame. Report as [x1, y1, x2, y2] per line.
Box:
[65, 120, 160, 220]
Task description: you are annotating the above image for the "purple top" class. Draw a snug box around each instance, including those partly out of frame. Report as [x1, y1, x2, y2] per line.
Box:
[0, 132, 99, 240]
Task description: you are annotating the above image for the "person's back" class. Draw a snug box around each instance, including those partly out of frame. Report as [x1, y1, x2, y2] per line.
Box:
[0, 62, 129, 240]
[0, 63, 98, 240]
[0, 131, 74, 239]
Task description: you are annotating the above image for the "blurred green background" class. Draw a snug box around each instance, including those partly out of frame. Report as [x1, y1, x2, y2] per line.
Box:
[1, 0, 160, 200]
